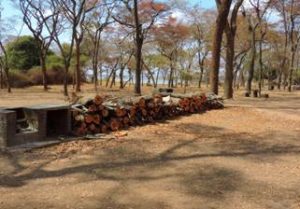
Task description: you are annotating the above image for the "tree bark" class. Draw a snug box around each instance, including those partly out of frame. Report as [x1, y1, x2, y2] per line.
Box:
[63, 65, 69, 96]
[93, 62, 99, 92]
[246, 25, 256, 93]
[288, 7, 297, 92]
[99, 64, 103, 86]
[277, 71, 282, 90]
[0, 67, 3, 89]
[168, 64, 174, 88]
[210, 0, 232, 95]
[40, 55, 48, 91]
[155, 69, 160, 87]
[258, 41, 263, 96]
[142, 60, 156, 88]
[2, 66, 11, 93]
[198, 64, 204, 88]
[224, 29, 235, 99]
[75, 41, 81, 92]
[224, 0, 243, 99]
[133, 0, 143, 95]
[119, 67, 125, 89]
[288, 46, 296, 92]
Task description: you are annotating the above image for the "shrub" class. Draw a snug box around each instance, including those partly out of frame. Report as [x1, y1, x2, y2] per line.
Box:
[27, 66, 73, 85]
[46, 54, 64, 70]
[6, 36, 40, 71]
[9, 70, 33, 88]
[27, 66, 43, 85]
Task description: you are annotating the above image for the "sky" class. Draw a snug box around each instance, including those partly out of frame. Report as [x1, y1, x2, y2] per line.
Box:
[0, 0, 216, 38]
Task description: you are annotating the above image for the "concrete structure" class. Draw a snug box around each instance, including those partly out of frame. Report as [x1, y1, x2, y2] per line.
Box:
[0, 105, 71, 147]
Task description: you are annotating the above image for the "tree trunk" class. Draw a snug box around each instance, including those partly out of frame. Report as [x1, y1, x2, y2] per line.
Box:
[133, 0, 143, 95]
[155, 69, 160, 87]
[258, 32, 264, 96]
[223, 0, 243, 99]
[0, 67, 3, 89]
[119, 67, 125, 89]
[224, 27, 235, 99]
[75, 41, 81, 92]
[142, 61, 156, 88]
[168, 66, 174, 88]
[4, 67, 11, 93]
[63, 65, 69, 97]
[197, 51, 206, 89]
[110, 70, 116, 88]
[40, 56, 48, 91]
[210, 0, 232, 95]
[267, 67, 272, 90]
[106, 68, 116, 87]
[206, 69, 210, 87]
[277, 70, 282, 90]
[198, 65, 204, 88]
[99, 64, 103, 86]
[93, 62, 98, 92]
[246, 28, 256, 93]
[288, 47, 296, 92]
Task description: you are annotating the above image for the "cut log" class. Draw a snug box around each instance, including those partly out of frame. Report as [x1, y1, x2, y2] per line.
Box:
[100, 124, 109, 133]
[85, 115, 94, 124]
[94, 95, 103, 105]
[71, 92, 223, 136]
[93, 114, 101, 125]
[109, 118, 120, 131]
[101, 108, 110, 117]
[115, 106, 127, 117]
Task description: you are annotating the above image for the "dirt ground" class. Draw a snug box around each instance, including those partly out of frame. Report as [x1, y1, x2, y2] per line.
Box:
[0, 86, 300, 209]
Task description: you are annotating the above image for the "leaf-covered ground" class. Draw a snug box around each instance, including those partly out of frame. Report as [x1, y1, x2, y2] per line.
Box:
[0, 86, 299, 209]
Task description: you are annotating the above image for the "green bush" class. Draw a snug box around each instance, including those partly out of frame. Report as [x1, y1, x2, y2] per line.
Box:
[6, 36, 40, 71]
[46, 54, 64, 70]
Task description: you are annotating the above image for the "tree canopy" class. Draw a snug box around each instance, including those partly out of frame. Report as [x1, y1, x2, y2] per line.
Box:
[6, 36, 40, 71]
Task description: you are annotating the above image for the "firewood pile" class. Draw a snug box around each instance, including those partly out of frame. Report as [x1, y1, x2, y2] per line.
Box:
[71, 93, 223, 136]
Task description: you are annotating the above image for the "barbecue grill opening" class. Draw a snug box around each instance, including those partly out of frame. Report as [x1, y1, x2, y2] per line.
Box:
[8, 108, 38, 134]
[46, 109, 69, 137]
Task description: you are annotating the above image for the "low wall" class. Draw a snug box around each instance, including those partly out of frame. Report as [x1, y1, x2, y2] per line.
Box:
[0, 105, 71, 148]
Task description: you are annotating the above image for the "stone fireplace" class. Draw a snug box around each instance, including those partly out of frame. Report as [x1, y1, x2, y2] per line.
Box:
[0, 104, 71, 147]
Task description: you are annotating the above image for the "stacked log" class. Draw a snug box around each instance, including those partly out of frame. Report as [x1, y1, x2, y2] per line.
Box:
[71, 93, 223, 136]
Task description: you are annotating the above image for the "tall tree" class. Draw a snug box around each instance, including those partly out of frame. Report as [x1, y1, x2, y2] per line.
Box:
[19, 0, 59, 91]
[0, 2, 11, 92]
[113, 0, 167, 95]
[243, 1, 270, 94]
[189, 6, 213, 89]
[52, 1, 74, 96]
[249, 0, 272, 96]
[154, 17, 190, 88]
[85, 1, 112, 92]
[55, 0, 98, 92]
[211, 0, 232, 95]
[224, 0, 244, 99]
[273, 0, 289, 90]
[286, 0, 300, 91]
[0, 43, 10, 93]
[243, 7, 259, 93]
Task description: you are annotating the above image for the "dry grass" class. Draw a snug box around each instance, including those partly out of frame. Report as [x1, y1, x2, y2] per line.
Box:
[0, 84, 210, 107]
[0, 85, 299, 209]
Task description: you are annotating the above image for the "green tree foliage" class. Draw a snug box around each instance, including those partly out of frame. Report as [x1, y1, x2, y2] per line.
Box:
[6, 36, 40, 71]
[46, 54, 64, 70]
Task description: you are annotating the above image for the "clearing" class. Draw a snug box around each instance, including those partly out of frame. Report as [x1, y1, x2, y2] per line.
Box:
[0, 87, 299, 209]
